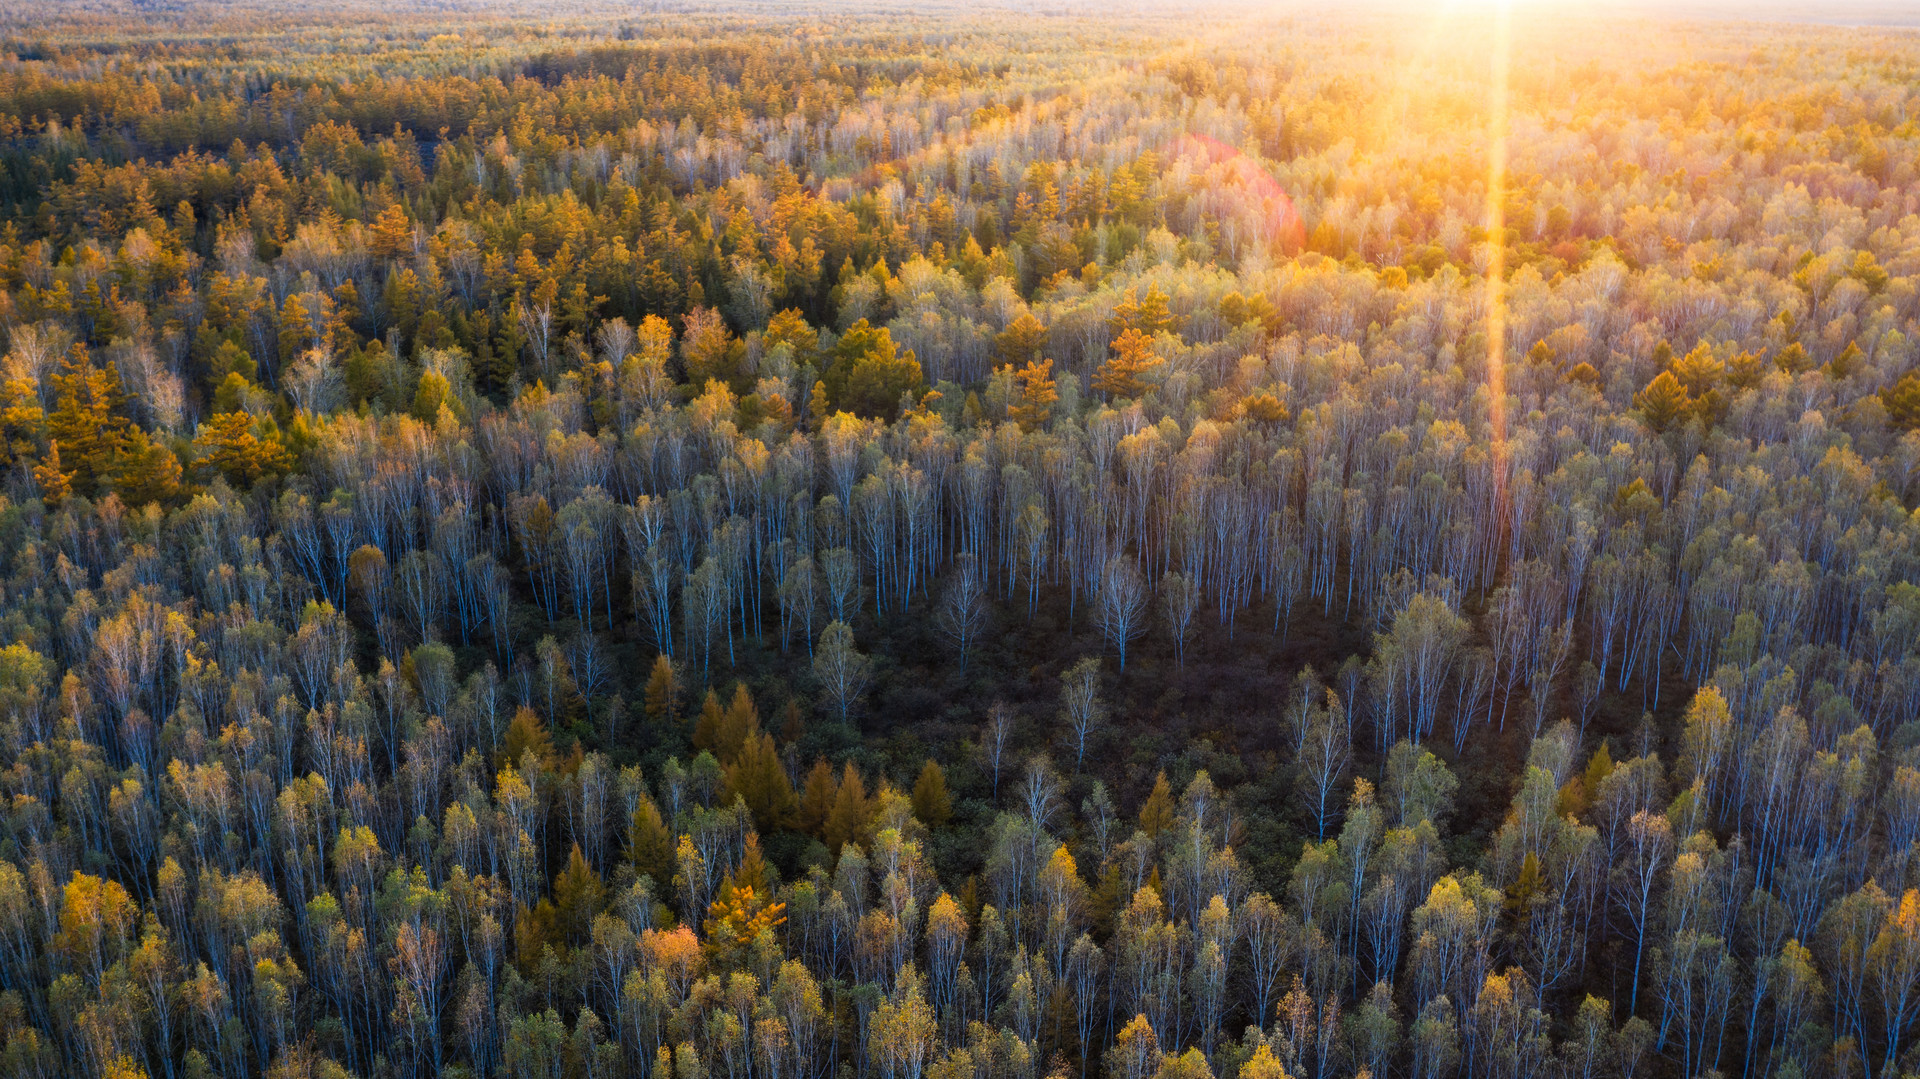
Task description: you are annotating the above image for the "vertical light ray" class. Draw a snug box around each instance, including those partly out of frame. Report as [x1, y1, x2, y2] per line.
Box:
[1484, 1, 1512, 500]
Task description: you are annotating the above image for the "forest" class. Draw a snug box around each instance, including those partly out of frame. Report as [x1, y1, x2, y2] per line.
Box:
[0, 1, 1917, 1078]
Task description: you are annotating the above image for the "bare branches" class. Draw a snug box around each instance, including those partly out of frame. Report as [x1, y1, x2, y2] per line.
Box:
[1057, 657, 1106, 770]
[937, 553, 989, 671]
[1094, 556, 1147, 670]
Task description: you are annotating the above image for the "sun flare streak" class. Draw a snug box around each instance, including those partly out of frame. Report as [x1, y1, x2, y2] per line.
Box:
[1484, 0, 1512, 501]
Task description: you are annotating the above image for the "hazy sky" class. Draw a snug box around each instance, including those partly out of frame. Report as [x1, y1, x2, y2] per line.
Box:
[1281, 0, 1920, 25]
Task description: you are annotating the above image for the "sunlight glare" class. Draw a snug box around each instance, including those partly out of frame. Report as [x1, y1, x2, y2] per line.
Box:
[1483, 0, 1511, 507]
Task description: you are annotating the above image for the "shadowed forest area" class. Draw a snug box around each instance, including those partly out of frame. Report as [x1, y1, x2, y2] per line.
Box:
[0, 2, 1919, 1078]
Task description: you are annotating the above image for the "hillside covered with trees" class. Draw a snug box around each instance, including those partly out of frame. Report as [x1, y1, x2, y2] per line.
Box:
[1, 2, 1919, 1078]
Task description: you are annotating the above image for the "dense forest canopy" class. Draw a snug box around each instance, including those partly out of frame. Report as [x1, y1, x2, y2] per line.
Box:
[0, 2, 1918, 1079]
